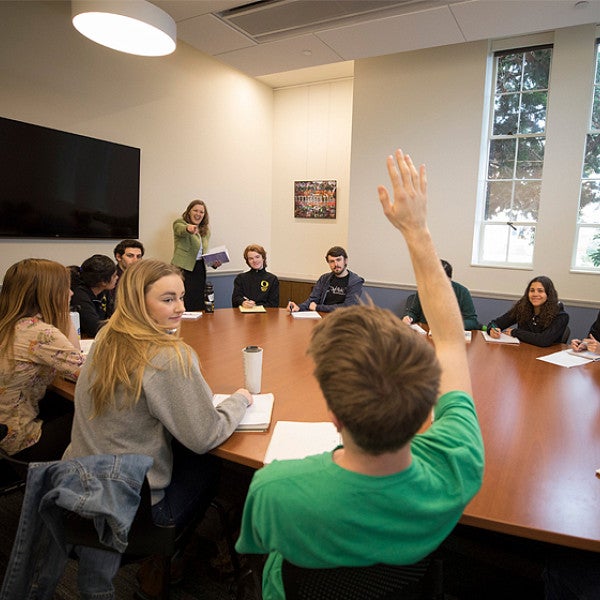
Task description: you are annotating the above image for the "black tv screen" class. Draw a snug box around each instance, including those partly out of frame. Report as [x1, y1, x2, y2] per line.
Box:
[0, 116, 140, 239]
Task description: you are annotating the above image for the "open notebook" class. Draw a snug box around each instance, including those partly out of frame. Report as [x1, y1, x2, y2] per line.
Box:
[212, 393, 274, 432]
[263, 421, 341, 464]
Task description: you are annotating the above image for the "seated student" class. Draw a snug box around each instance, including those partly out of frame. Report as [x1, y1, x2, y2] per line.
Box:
[113, 238, 144, 279]
[0, 259, 83, 464]
[231, 244, 280, 308]
[236, 149, 484, 599]
[64, 259, 252, 598]
[487, 276, 569, 347]
[70, 254, 118, 338]
[570, 309, 600, 354]
[402, 259, 480, 330]
[288, 246, 364, 313]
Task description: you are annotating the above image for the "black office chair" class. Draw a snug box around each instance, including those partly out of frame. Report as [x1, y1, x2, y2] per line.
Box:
[0, 424, 27, 496]
[560, 326, 571, 345]
[404, 294, 418, 318]
[0, 426, 246, 599]
[281, 554, 444, 600]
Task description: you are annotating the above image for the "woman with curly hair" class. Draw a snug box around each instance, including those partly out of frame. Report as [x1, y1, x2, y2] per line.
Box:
[487, 276, 569, 347]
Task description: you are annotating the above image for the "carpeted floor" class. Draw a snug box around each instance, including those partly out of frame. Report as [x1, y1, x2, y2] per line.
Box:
[0, 461, 260, 600]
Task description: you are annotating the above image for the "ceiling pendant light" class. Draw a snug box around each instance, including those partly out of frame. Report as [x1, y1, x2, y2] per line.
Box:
[71, 0, 176, 57]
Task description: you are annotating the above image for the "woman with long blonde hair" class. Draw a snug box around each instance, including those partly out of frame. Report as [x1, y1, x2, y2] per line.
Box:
[65, 259, 251, 525]
[0, 258, 83, 462]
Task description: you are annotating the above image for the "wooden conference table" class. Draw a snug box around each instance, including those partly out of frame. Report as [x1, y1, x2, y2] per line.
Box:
[56, 308, 600, 552]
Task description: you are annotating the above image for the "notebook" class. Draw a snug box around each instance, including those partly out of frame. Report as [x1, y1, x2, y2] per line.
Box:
[567, 349, 600, 362]
[181, 311, 203, 320]
[212, 393, 274, 432]
[480, 331, 520, 344]
[291, 311, 322, 320]
[263, 421, 341, 464]
[239, 305, 266, 313]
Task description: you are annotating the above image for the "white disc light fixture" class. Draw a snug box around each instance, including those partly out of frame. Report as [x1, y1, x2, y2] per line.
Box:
[71, 0, 176, 57]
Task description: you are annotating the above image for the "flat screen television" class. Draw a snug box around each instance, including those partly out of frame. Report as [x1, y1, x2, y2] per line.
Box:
[0, 116, 140, 239]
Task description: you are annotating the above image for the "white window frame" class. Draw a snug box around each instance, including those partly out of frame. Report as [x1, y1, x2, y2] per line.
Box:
[473, 38, 553, 269]
[571, 38, 600, 274]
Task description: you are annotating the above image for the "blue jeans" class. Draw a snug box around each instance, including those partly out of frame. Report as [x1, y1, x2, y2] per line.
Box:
[0, 454, 152, 600]
[152, 442, 220, 528]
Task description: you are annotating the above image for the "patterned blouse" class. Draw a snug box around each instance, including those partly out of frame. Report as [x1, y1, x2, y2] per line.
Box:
[0, 316, 84, 455]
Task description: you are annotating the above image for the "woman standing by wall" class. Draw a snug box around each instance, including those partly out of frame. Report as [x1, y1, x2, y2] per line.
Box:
[171, 200, 220, 311]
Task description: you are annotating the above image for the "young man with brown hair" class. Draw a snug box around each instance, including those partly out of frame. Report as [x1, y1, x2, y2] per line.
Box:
[236, 148, 484, 599]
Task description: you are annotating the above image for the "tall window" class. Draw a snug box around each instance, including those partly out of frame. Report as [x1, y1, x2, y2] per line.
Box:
[475, 46, 552, 266]
[572, 40, 600, 272]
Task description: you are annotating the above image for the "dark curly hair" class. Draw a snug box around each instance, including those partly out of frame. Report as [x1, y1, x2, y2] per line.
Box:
[509, 275, 559, 329]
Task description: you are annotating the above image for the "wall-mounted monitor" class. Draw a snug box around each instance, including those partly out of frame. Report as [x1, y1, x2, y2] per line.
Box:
[0, 116, 140, 239]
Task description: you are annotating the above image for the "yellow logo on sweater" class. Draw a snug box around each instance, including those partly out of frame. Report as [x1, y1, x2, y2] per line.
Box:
[261, 280, 269, 292]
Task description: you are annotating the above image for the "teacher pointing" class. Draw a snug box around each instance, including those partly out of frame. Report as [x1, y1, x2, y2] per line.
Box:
[171, 200, 221, 311]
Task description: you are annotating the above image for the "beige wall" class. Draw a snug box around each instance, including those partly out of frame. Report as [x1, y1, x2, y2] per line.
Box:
[269, 79, 354, 280]
[0, 1, 273, 275]
[1, 2, 598, 305]
[348, 25, 600, 304]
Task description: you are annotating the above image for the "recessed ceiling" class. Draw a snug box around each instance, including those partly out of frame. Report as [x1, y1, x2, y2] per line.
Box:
[151, 0, 600, 86]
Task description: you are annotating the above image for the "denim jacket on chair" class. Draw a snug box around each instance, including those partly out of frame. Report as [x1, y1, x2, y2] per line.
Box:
[0, 453, 153, 600]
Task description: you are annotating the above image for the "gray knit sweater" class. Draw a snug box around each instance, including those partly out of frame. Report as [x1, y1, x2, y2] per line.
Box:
[65, 346, 247, 503]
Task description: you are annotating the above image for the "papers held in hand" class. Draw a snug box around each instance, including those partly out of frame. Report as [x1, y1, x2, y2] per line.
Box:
[212, 393, 274, 432]
[239, 305, 266, 313]
[201, 245, 230, 265]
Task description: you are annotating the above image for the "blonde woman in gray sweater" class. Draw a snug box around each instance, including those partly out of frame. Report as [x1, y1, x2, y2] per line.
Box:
[66, 260, 251, 525]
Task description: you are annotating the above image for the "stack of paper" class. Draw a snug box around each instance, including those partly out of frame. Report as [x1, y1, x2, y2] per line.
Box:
[291, 311, 322, 320]
[263, 421, 341, 464]
[212, 393, 274, 432]
[181, 311, 203, 320]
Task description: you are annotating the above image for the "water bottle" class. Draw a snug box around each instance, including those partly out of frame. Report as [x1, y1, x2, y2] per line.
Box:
[204, 281, 215, 313]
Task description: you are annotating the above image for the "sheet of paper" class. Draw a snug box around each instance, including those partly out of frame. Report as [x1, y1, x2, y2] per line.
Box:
[480, 331, 520, 344]
[212, 393, 274, 431]
[537, 349, 595, 368]
[263, 421, 341, 464]
[291, 311, 322, 319]
[567, 349, 600, 362]
[80, 339, 94, 356]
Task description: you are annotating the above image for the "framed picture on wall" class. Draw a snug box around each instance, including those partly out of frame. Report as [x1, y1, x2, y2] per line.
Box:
[294, 180, 337, 219]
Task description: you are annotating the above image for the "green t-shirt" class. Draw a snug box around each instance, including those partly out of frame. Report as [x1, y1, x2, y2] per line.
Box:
[235, 390, 484, 600]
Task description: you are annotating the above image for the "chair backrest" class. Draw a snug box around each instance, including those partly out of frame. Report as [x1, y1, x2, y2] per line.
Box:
[63, 476, 178, 558]
[404, 294, 417, 316]
[281, 556, 441, 600]
[561, 325, 570, 345]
